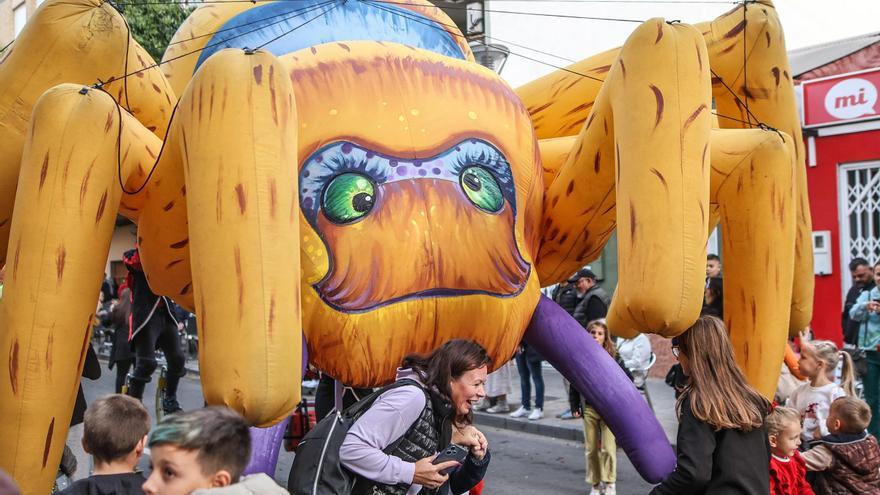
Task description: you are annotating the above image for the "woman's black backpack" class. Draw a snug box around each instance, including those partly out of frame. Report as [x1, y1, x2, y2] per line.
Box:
[288, 379, 420, 495]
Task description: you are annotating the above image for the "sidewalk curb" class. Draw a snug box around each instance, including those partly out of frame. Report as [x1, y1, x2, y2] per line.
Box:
[474, 411, 678, 450]
[474, 412, 584, 442]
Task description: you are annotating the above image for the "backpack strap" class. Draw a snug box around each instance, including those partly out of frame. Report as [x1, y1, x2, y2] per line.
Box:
[341, 378, 423, 420]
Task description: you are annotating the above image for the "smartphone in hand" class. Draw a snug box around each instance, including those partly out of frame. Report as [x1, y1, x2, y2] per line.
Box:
[432, 443, 468, 475]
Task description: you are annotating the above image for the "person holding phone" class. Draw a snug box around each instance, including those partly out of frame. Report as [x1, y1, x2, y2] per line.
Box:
[849, 260, 880, 437]
[340, 340, 491, 495]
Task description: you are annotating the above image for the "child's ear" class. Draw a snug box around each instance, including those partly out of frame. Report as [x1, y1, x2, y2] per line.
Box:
[211, 470, 233, 487]
[135, 435, 147, 456]
[830, 418, 841, 432]
[81, 436, 92, 455]
[768, 434, 778, 448]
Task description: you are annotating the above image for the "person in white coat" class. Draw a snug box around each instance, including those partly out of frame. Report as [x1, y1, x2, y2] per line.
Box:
[616, 334, 652, 387]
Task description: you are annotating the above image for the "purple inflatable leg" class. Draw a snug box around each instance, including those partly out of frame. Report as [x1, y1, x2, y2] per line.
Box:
[302, 333, 309, 376]
[243, 334, 310, 477]
[524, 295, 675, 484]
[244, 418, 290, 477]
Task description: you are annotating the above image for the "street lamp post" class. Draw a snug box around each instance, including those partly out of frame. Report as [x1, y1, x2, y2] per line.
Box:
[470, 41, 510, 74]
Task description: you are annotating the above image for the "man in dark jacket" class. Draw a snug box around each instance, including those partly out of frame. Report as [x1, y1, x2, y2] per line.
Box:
[552, 281, 579, 316]
[565, 269, 610, 419]
[572, 269, 610, 328]
[843, 257, 875, 346]
[122, 248, 186, 414]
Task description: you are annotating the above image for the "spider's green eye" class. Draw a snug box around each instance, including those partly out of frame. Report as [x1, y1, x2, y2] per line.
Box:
[460, 166, 503, 213]
[322, 173, 376, 224]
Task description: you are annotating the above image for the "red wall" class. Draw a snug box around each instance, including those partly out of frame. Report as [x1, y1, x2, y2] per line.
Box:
[806, 128, 880, 344]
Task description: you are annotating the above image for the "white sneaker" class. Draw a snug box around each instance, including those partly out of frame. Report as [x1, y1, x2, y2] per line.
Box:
[486, 402, 510, 414]
[589, 485, 602, 495]
[604, 483, 616, 495]
[528, 408, 544, 420]
[509, 406, 530, 418]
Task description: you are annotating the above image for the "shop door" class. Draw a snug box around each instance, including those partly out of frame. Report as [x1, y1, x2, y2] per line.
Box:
[839, 161, 880, 297]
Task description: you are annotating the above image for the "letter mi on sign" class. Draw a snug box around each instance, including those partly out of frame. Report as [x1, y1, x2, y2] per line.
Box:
[802, 67, 880, 127]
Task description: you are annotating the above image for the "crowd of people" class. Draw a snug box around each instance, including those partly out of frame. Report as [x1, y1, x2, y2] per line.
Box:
[478, 255, 880, 495]
[3, 252, 880, 495]
[0, 341, 495, 495]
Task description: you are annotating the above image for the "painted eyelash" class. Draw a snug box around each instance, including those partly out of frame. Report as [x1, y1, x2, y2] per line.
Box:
[448, 147, 506, 175]
[319, 152, 381, 179]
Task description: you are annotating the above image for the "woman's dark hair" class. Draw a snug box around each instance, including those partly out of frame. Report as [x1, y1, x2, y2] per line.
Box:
[701, 277, 724, 318]
[401, 339, 491, 426]
[111, 289, 132, 329]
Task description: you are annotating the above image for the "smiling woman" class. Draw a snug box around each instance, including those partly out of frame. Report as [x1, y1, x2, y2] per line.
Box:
[339, 339, 493, 495]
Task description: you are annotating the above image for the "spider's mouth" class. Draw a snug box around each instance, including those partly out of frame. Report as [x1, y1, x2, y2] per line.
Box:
[300, 140, 531, 313]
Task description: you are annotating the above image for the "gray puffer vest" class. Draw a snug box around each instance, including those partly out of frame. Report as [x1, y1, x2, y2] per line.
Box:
[351, 384, 453, 495]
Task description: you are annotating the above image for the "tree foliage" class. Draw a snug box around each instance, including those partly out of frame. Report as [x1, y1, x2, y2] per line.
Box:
[119, 1, 194, 62]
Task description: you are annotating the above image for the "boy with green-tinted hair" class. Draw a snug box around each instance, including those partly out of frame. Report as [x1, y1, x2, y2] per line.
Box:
[142, 406, 288, 495]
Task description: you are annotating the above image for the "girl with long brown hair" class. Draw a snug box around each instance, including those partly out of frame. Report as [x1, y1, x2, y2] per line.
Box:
[650, 316, 772, 495]
[582, 319, 631, 495]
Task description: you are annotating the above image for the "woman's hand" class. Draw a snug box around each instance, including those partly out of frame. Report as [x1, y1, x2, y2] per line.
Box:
[867, 301, 880, 314]
[452, 425, 489, 460]
[412, 456, 457, 489]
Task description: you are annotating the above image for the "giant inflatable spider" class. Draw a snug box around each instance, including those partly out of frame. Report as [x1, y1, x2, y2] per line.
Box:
[0, 0, 811, 492]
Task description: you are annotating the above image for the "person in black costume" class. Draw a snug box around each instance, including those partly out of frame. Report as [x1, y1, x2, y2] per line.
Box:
[122, 248, 186, 414]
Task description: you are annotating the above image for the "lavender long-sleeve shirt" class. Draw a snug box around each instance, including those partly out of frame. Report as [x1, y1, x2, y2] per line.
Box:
[340, 368, 428, 495]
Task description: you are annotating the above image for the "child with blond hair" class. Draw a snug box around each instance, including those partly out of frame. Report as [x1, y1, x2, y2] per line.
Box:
[786, 340, 855, 442]
[767, 405, 814, 494]
[803, 396, 880, 493]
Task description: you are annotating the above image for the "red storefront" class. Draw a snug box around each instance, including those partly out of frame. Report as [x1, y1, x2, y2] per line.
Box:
[795, 34, 880, 343]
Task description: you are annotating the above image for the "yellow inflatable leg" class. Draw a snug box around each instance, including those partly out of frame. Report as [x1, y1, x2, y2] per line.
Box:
[175, 49, 301, 425]
[536, 85, 616, 284]
[537, 19, 712, 335]
[698, 1, 813, 333]
[537, 136, 575, 190]
[136, 126, 195, 310]
[0, 0, 174, 264]
[516, 48, 615, 140]
[608, 19, 712, 337]
[710, 127, 796, 397]
[0, 85, 142, 494]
